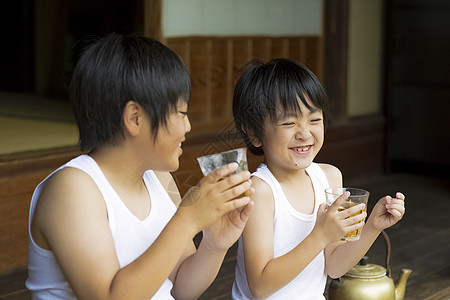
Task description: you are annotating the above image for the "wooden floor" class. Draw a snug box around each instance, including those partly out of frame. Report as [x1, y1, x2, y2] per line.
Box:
[1, 171, 449, 300]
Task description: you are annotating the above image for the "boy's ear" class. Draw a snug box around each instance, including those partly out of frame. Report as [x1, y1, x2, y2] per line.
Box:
[123, 100, 142, 136]
[242, 126, 262, 147]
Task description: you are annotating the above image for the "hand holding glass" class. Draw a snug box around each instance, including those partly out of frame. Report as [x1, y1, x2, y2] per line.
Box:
[325, 187, 369, 241]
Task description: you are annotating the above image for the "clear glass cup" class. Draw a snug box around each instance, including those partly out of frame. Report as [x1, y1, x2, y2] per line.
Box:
[197, 147, 249, 197]
[325, 187, 370, 241]
[196, 147, 248, 176]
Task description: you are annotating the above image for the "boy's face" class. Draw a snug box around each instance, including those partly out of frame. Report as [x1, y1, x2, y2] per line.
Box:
[148, 100, 191, 172]
[259, 96, 324, 173]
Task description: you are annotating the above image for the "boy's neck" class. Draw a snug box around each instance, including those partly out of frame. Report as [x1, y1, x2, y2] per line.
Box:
[90, 144, 146, 188]
[264, 161, 310, 184]
[265, 161, 316, 215]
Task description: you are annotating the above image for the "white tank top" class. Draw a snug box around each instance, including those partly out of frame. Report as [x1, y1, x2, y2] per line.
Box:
[26, 155, 177, 299]
[232, 162, 329, 299]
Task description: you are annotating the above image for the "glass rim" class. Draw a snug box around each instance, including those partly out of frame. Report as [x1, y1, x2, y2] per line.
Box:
[325, 187, 370, 197]
[196, 147, 247, 160]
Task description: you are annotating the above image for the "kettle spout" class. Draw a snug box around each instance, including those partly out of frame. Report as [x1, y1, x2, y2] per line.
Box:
[395, 269, 412, 300]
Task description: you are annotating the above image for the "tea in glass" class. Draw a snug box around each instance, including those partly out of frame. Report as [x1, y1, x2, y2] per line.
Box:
[325, 187, 369, 241]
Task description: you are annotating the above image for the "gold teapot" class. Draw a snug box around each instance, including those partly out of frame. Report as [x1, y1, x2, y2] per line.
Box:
[328, 231, 412, 300]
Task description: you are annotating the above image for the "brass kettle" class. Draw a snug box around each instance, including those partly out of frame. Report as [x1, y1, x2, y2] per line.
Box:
[328, 231, 412, 300]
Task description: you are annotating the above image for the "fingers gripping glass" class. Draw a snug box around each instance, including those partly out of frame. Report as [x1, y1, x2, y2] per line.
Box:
[197, 148, 249, 197]
[325, 187, 370, 241]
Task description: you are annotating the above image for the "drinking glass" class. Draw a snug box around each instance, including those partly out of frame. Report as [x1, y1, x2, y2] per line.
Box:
[325, 187, 369, 241]
[196, 147, 248, 176]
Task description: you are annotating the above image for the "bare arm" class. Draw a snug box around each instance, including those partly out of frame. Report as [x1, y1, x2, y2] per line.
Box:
[171, 196, 253, 299]
[155, 171, 253, 299]
[325, 192, 405, 278]
[33, 163, 252, 300]
[242, 177, 327, 298]
[319, 164, 406, 278]
[33, 167, 198, 300]
[242, 165, 367, 298]
[319, 163, 348, 268]
[171, 172, 254, 299]
[320, 162, 370, 278]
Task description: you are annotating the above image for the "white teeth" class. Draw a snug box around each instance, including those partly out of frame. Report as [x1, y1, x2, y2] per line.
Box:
[295, 146, 310, 152]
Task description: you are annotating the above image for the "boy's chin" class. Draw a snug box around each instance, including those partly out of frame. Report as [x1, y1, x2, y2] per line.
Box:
[166, 162, 180, 172]
[292, 159, 314, 169]
[155, 160, 180, 172]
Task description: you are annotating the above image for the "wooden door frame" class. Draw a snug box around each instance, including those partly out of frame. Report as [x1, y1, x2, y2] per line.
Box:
[323, 0, 349, 125]
[144, 0, 163, 41]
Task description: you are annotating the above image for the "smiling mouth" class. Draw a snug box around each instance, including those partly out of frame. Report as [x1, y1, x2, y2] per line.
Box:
[292, 145, 311, 153]
[179, 138, 185, 148]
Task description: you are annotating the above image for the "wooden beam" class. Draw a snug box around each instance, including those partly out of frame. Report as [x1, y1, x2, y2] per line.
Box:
[323, 0, 349, 124]
[144, 0, 162, 42]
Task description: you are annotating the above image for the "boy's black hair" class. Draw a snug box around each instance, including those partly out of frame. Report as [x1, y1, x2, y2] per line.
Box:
[233, 58, 329, 156]
[69, 33, 191, 151]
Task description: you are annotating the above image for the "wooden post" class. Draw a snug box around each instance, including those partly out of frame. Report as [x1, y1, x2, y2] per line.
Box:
[144, 0, 163, 42]
[323, 0, 349, 124]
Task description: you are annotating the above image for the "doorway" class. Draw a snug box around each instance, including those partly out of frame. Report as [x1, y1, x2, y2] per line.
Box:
[384, 0, 450, 174]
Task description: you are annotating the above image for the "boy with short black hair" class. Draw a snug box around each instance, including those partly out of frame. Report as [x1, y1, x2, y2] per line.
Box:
[26, 33, 254, 299]
[232, 58, 405, 299]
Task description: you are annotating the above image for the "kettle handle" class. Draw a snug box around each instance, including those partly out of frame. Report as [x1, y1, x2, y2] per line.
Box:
[381, 230, 392, 278]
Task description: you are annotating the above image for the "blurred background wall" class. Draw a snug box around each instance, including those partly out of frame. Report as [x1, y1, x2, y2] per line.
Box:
[162, 0, 322, 37]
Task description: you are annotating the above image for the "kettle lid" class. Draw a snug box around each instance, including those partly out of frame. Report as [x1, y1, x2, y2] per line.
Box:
[345, 256, 387, 279]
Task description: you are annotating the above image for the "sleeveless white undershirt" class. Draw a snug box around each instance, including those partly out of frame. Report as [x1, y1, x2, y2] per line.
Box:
[232, 162, 329, 299]
[26, 154, 176, 299]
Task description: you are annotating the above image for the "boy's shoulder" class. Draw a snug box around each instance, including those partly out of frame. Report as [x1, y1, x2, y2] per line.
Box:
[44, 166, 96, 193]
[251, 175, 272, 192]
[316, 163, 342, 187]
[316, 163, 340, 174]
[249, 175, 275, 213]
[250, 174, 275, 200]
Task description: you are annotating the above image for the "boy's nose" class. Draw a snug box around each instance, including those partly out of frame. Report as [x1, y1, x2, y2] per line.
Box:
[295, 126, 312, 140]
[185, 116, 192, 133]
